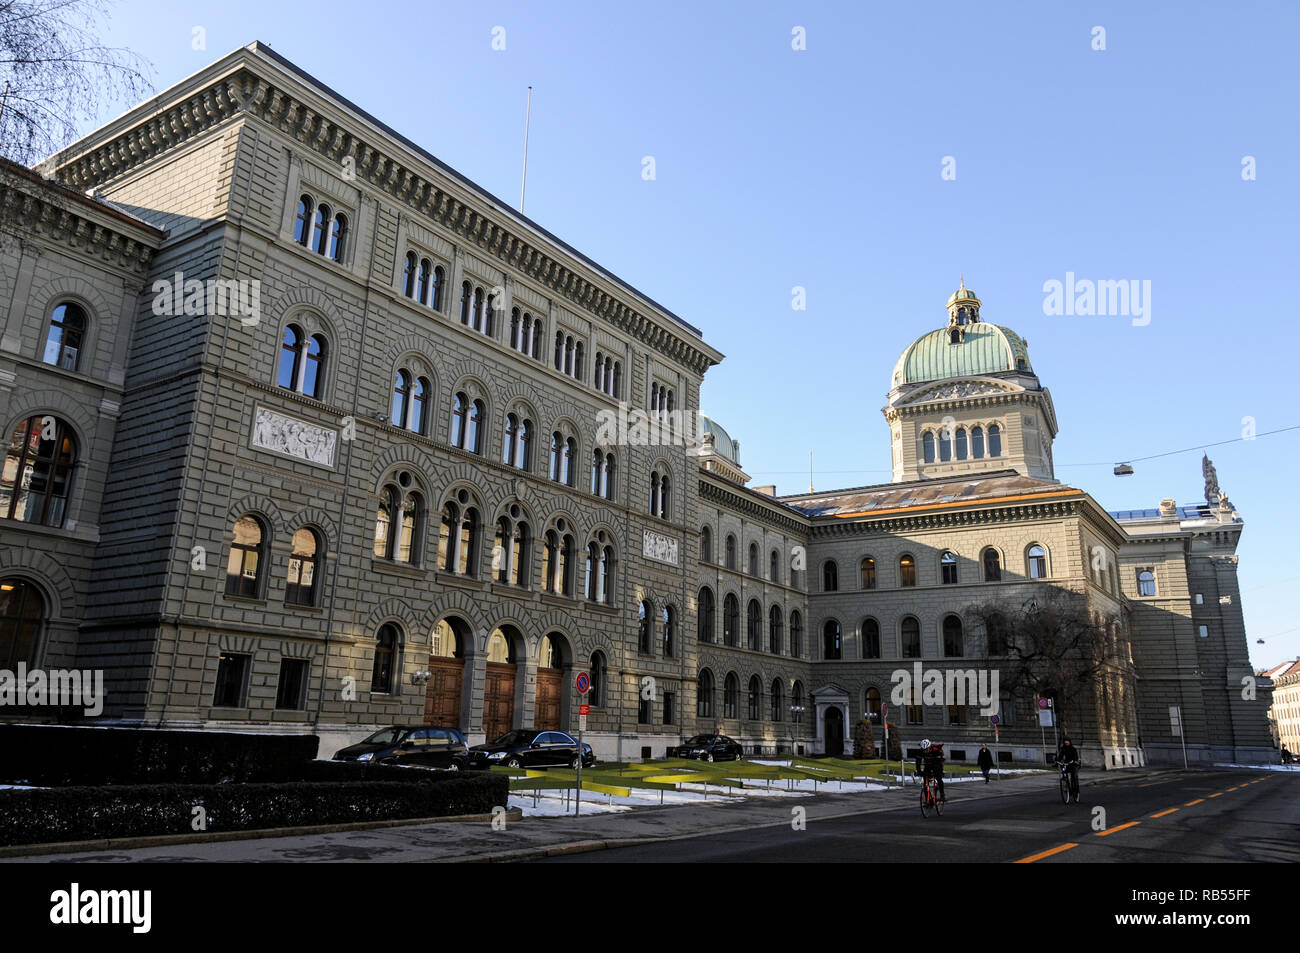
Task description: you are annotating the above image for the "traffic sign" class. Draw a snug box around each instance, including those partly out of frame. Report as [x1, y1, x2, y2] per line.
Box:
[990, 714, 1000, 725]
[881, 703, 889, 719]
[1037, 697, 1051, 709]
[575, 671, 591, 694]
[579, 703, 590, 716]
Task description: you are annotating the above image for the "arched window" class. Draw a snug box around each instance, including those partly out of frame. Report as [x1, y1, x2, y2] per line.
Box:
[922, 431, 935, 463]
[285, 528, 320, 606]
[697, 669, 714, 718]
[943, 614, 964, 657]
[899, 554, 916, 587]
[504, 414, 519, 465]
[467, 400, 485, 454]
[860, 556, 876, 589]
[770, 549, 780, 583]
[371, 623, 400, 693]
[988, 424, 1002, 457]
[294, 195, 312, 245]
[747, 676, 762, 721]
[862, 686, 882, 724]
[649, 470, 669, 518]
[460, 281, 472, 324]
[955, 427, 968, 460]
[771, 679, 784, 722]
[748, 542, 759, 576]
[699, 526, 713, 564]
[986, 612, 1010, 656]
[3, 416, 78, 527]
[790, 610, 803, 658]
[940, 551, 958, 584]
[225, 516, 266, 598]
[472, 286, 485, 332]
[515, 521, 534, 588]
[391, 370, 411, 428]
[725, 535, 737, 570]
[415, 257, 430, 304]
[662, 605, 676, 657]
[862, 618, 880, 659]
[431, 266, 445, 310]
[999, 690, 1015, 726]
[983, 548, 1002, 582]
[374, 487, 398, 559]
[484, 290, 497, 337]
[303, 334, 326, 399]
[901, 616, 921, 658]
[822, 560, 839, 592]
[769, 605, 783, 654]
[585, 541, 599, 600]
[1138, 570, 1156, 597]
[971, 426, 985, 459]
[44, 302, 87, 371]
[453, 505, 478, 575]
[451, 393, 469, 448]
[939, 427, 952, 462]
[589, 652, 606, 707]
[278, 324, 304, 390]
[638, 600, 653, 654]
[438, 502, 459, 572]
[403, 252, 417, 298]
[698, 587, 715, 643]
[823, 619, 842, 660]
[409, 374, 428, 433]
[328, 212, 347, 261]
[724, 673, 739, 719]
[311, 203, 330, 255]
[0, 578, 44, 669]
[660, 474, 670, 517]
[399, 493, 424, 564]
[723, 594, 739, 647]
[746, 599, 761, 650]
[792, 681, 805, 723]
[1027, 544, 1048, 579]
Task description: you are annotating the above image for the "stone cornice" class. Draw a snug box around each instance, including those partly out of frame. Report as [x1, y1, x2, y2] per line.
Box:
[885, 388, 1051, 421]
[699, 478, 809, 535]
[0, 167, 162, 276]
[48, 48, 723, 377]
[810, 499, 1084, 537]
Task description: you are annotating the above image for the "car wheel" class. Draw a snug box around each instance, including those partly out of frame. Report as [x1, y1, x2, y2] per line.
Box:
[506, 757, 523, 769]
[447, 761, 461, 771]
[570, 756, 581, 769]
[702, 751, 715, 762]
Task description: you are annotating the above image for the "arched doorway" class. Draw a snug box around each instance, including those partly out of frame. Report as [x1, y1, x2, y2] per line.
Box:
[425, 617, 467, 728]
[824, 707, 844, 756]
[483, 626, 521, 741]
[534, 632, 568, 730]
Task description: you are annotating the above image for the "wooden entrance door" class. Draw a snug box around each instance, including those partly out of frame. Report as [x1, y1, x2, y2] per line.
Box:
[825, 707, 844, 756]
[535, 667, 563, 730]
[483, 662, 516, 741]
[423, 657, 464, 728]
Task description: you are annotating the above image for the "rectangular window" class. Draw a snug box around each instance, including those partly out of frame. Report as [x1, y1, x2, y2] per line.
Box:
[663, 691, 676, 725]
[638, 696, 652, 724]
[275, 658, 309, 710]
[1194, 593, 1204, 605]
[906, 704, 923, 725]
[947, 704, 967, 726]
[213, 652, 250, 708]
[1198, 625, 1209, 639]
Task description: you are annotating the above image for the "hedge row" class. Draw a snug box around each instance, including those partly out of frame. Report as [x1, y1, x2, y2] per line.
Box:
[0, 725, 319, 785]
[0, 773, 509, 846]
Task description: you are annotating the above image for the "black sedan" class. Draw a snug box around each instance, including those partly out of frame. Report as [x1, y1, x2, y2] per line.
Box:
[333, 725, 470, 770]
[668, 734, 745, 762]
[468, 729, 595, 769]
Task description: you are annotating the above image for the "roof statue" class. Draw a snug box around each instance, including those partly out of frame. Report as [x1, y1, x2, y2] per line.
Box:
[1203, 454, 1220, 507]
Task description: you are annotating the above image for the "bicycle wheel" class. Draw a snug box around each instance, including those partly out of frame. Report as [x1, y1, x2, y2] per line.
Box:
[1059, 772, 1070, 804]
[920, 786, 933, 818]
[1071, 771, 1080, 803]
[935, 789, 944, 816]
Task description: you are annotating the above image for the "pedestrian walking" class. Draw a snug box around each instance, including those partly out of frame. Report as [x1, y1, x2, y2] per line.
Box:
[977, 743, 994, 783]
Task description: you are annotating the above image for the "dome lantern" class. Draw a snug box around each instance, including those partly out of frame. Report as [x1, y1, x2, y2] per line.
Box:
[946, 276, 981, 330]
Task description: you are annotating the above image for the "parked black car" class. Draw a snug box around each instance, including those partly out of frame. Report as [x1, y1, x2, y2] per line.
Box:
[468, 729, 595, 769]
[667, 734, 744, 762]
[333, 725, 470, 770]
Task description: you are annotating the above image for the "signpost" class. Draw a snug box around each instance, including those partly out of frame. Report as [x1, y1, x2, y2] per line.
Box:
[574, 671, 590, 815]
[991, 714, 1000, 779]
[1170, 705, 1188, 769]
[881, 703, 891, 784]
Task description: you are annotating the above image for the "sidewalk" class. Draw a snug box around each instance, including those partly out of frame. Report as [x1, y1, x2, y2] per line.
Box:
[9, 769, 1081, 863]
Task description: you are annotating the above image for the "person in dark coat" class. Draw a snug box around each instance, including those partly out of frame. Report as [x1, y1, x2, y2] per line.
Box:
[977, 743, 994, 783]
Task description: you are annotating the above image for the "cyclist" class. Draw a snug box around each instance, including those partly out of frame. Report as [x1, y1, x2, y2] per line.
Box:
[1056, 736, 1080, 799]
[915, 739, 946, 802]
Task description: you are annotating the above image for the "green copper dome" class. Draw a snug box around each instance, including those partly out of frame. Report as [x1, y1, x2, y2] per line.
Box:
[699, 415, 740, 465]
[892, 322, 1033, 388]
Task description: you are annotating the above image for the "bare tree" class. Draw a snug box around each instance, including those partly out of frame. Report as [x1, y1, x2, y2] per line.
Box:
[968, 586, 1127, 739]
[0, 0, 151, 167]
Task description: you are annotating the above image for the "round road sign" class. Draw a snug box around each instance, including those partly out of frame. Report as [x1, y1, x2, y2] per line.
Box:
[575, 671, 591, 694]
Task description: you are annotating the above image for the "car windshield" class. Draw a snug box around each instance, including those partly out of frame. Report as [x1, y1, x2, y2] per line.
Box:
[684, 735, 714, 746]
[362, 728, 406, 745]
[492, 730, 532, 747]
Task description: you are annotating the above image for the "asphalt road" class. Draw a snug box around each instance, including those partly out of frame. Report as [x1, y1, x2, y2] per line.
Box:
[531, 769, 1300, 863]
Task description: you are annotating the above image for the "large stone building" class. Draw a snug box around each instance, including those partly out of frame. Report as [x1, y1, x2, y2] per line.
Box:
[0, 43, 1277, 767]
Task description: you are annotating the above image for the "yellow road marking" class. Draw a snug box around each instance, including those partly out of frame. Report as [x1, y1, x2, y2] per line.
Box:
[1226, 786, 1239, 791]
[1208, 792, 1223, 798]
[1097, 821, 1141, 837]
[1150, 808, 1179, 818]
[1016, 843, 1078, 863]
[1185, 798, 1205, 806]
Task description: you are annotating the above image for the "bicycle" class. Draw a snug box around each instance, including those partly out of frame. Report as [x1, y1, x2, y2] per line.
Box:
[919, 772, 945, 817]
[1056, 758, 1080, 804]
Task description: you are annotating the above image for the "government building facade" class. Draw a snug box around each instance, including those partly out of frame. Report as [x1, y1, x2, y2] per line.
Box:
[0, 43, 1277, 767]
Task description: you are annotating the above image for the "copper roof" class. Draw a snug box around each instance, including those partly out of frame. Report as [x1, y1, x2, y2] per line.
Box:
[782, 470, 1077, 519]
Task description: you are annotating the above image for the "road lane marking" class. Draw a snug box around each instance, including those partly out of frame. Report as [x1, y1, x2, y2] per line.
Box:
[1185, 799, 1205, 806]
[1016, 843, 1078, 863]
[1226, 786, 1239, 791]
[1097, 821, 1141, 837]
[1208, 792, 1223, 798]
[1150, 808, 1179, 818]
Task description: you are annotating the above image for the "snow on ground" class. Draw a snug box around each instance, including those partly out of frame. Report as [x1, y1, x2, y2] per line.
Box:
[1213, 762, 1299, 772]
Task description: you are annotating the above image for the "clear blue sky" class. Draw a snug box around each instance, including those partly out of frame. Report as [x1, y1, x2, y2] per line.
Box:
[96, 1, 1300, 666]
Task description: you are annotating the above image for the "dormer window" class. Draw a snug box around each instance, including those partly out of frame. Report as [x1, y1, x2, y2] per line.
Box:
[949, 329, 961, 344]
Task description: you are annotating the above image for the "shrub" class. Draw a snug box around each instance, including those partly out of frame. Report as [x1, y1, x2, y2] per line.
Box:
[0, 773, 508, 846]
[852, 718, 877, 759]
[0, 725, 319, 786]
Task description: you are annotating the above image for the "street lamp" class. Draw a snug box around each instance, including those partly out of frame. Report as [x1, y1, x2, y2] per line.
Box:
[789, 704, 806, 757]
